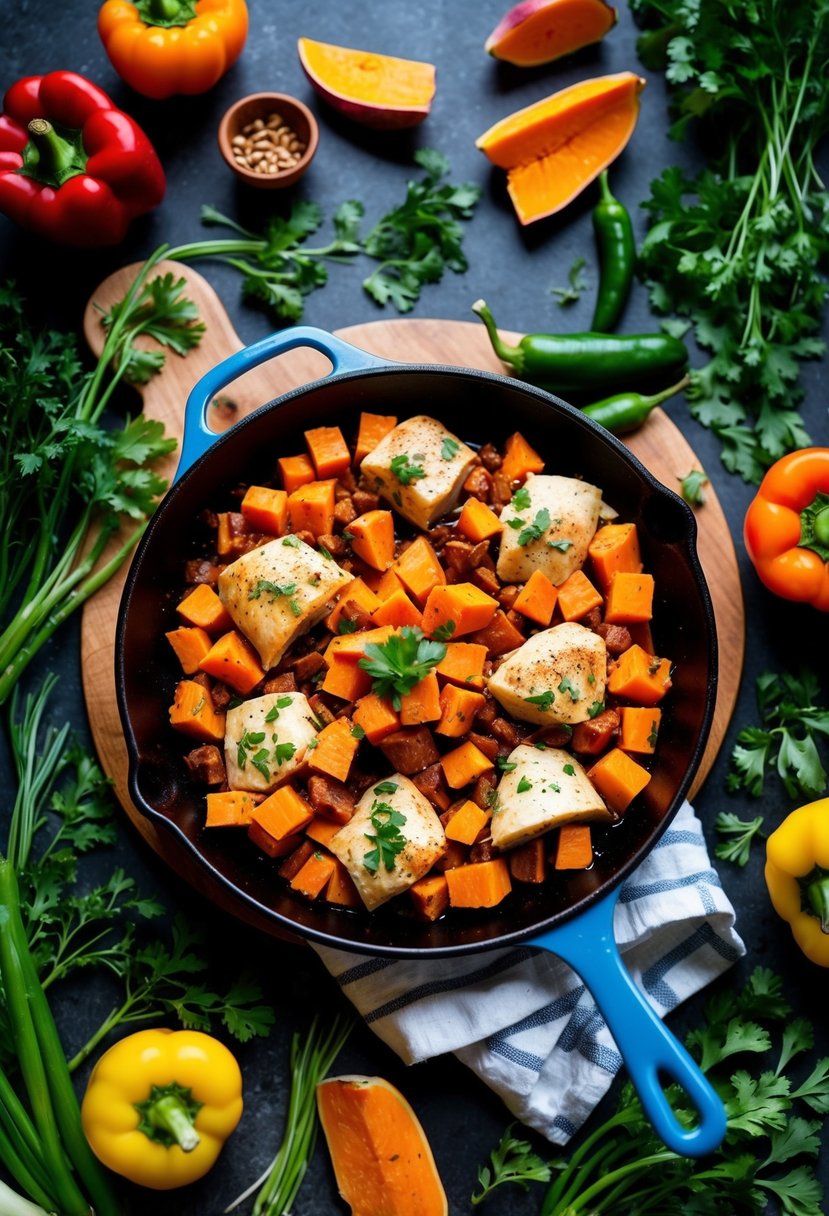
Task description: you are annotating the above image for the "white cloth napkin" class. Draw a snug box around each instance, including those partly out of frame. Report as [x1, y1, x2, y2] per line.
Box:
[313, 800, 745, 1144]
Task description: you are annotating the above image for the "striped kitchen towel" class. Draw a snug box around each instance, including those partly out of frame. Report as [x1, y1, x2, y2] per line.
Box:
[313, 800, 745, 1144]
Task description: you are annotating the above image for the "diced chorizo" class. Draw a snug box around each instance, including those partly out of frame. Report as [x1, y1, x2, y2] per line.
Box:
[288, 651, 327, 683]
[478, 442, 502, 472]
[571, 709, 621, 756]
[333, 497, 357, 528]
[472, 566, 501, 597]
[498, 585, 519, 610]
[472, 772, 497, 811]
[338, 600, 374, 632]
[491, 472, 513, 507]
[443, 540, 475, 576]
[432, 840, 469, 872]
[352, 488, 380, 513]
[462, 466, 493, 501]
[317, 533, 347, 559]
[263, 672, 297, 695]
[490, 717, 525, 749]
[209, 679, 231, 708]
[474, 696, 498, 729]
[337, 467, 358, 495]
[185, 559, 219, 586]
[412, 763, 453, 811]
[294, 530, 316, 548]
[469, 837, 498, 863]
[308, 693, 337, 727]
[379, 727, 440, 775]
[527, 724, 574, 748]
[278, 840, 315, 880]
[307, 774, 355, 824]
[468, 540, 491, 569]
[509, 839, 546, 883]
[583, 606, 602, 631]
[597, 622, 634, 655]
[183, 745, 226, 786]
[467, 732, 500, 761]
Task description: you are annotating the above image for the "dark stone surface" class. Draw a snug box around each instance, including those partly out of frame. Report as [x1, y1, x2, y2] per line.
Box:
[0, 1, 827, 1212]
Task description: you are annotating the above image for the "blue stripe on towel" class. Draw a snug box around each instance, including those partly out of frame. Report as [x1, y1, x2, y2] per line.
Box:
[487, 987, 586, 1073]
[363, 947, 535, 1023]
[619, 868, 721, 904]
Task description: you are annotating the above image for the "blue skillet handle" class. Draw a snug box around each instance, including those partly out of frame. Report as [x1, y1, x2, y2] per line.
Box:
[529, 887, 726, 1158]
[175, 327, 391, 483]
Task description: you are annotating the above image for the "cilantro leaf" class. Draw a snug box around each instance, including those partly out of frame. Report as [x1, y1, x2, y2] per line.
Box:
[525, 690, 555, 711]
[550, 256, 588, 307]
[727, 671, 829, 798]
[389, 453, 426, 485]
[680, 467, 709, 505]
[518, 508, 551, 547]
[363, 801, 407, 873]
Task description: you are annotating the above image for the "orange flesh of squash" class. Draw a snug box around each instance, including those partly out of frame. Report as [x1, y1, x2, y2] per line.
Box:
[317, 1076, 448, 1216]
[476, 72, 645, 224]
[486, 0, 617, 67]
[298, 38, 436, 110]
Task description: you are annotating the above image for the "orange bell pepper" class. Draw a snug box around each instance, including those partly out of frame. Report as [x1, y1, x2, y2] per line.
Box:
[744, 448, 829, 612]
[98, 0, 248, 100]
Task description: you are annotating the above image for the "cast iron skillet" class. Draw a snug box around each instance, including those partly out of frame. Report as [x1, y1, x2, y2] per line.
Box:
[117, 328, 723, 1156]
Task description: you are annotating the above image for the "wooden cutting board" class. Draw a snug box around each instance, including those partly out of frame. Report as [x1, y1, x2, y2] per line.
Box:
[80, 262, 745, 931]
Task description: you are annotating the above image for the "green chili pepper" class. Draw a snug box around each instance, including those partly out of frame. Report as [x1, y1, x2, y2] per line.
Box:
[582, 376, 691, 434]
[591, 171, 635, 332]
[472, 299, 688, 397]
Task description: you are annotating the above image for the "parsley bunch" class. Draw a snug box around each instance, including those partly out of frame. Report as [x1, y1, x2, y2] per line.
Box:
[633, 0, 829, 481]
[727, 670, 829, 799]
[539, 967, 829, 1214]
[0, 256, 188, 704]
[471, 1124, 551, 1205]
[358, 626, 447, 709]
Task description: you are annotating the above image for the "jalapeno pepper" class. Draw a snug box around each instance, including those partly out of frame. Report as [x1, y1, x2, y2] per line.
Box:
[591, 170, 635, 333]
[582, 376, 690, 434]
[472, 299, 688, 397]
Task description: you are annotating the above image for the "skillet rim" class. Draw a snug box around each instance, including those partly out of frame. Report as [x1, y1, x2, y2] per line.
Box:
[116, 360, 718, 958]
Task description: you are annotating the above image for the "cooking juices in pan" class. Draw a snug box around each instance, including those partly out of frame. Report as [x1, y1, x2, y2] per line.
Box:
[165, 411, 672, 921]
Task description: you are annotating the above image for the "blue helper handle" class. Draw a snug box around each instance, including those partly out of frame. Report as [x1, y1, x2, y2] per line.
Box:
[175, 327, 391, 483]
[529, 887, 726, 1157]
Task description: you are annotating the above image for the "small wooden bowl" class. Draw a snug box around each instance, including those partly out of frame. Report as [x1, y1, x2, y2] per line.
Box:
[218, 92, 319, 189]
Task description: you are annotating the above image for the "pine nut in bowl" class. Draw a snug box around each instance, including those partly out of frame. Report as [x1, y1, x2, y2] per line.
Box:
[218, 92, 319, 189]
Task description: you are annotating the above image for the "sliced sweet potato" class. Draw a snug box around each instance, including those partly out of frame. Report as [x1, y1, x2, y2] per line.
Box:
[317, 1076, 447, 1216]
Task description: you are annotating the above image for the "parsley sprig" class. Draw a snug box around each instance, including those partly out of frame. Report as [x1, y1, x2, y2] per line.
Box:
[633, 0, 829, 481]
[358, 626, 447, 709]
[540, 967, 829, 1214]
[390, 453, 426, 485]
[517, 508, 551, 547]
[472, 1123, 551, 1205]
[362, 149, 481, 312]
[727, 671, 829, 799]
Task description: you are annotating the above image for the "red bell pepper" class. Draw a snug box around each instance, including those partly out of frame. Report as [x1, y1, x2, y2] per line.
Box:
[0, 71, 165, 246]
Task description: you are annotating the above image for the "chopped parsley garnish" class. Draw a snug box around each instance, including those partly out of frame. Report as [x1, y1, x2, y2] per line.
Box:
[510, 486, 531, 511]
[546, 538, 573, 552]
[516, 776, 533, 793]
[237, 730, 295, 778]
[547, 782, 561, 794]
[264, 696, 293, 722]
[282, 535, 300, 548]
[390, 453, 426, 485]
[351, 723, 366, 740]
[525, 690, 555, 712]
[318, 545, 333, 561]
[517, 508, 551, 547]
[237, 729, 266, 770]
[363, 801, 407, 873]
[587, 673, 596, 685]
[533, 740, 548, 750]
[558, 677, 581, 703]
[496, 756, 517, 773]
[373, 781, 399, 795]
[248, 579, 301, 616]
[441, 437, 461, 460]
[337, 617, 359, 634]
[506, 517, 526, 530]
[563, 763, 576, 776]
[274, 741, 297, 767]
[358, 626, 447, 710]
[587, 701, 605, 719]
[648, 720, 660, 748]
[432, 620, 456, 642]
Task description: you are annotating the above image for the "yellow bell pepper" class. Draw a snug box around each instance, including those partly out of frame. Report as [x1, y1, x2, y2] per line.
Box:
[81, 1028, 243, 1189]
[765, 798, 829, 967]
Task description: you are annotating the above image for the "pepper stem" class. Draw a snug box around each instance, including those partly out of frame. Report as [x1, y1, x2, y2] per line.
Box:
[638, 374, 692, 414]
[597, 169, 614, 204]
[471, 299, 525, 375]
[134, 0, 199, 26]
[806, 871, 829, 934]
[135, 1084, 202, 1152]
[24, 120, 86, 189]
[799, 491, 829, 562]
